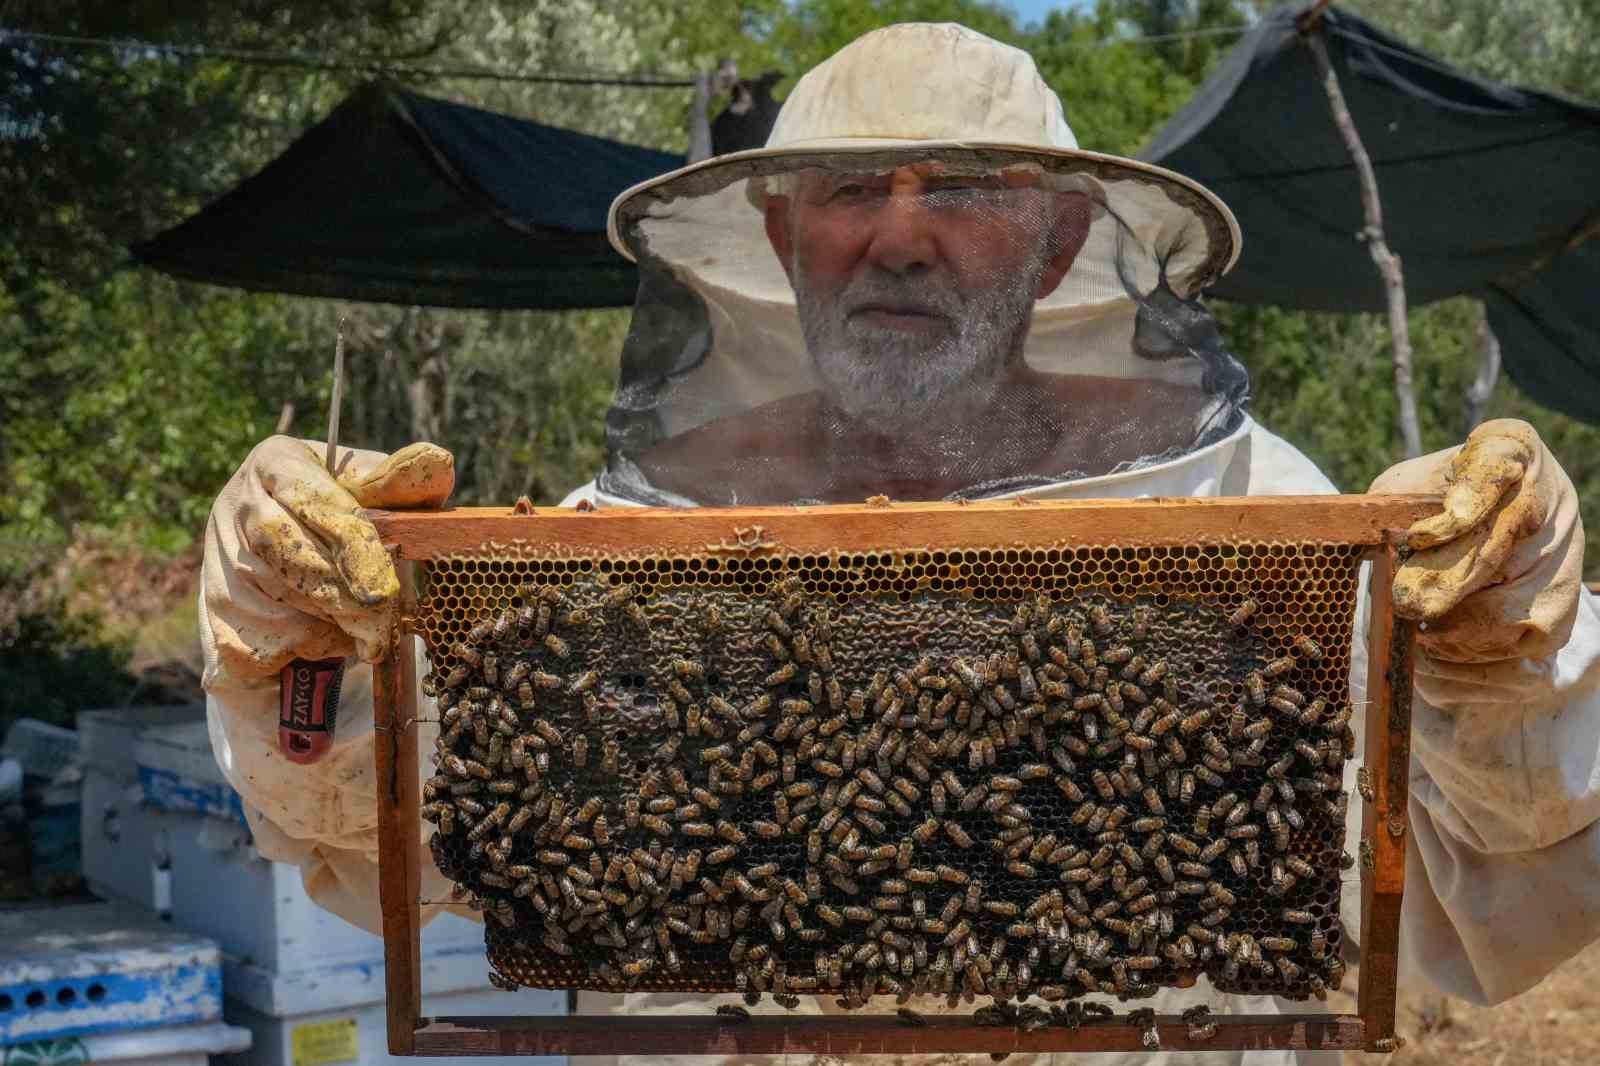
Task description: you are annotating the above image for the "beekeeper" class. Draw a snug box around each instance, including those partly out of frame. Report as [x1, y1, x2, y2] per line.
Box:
[201, 22, 1598, 1066]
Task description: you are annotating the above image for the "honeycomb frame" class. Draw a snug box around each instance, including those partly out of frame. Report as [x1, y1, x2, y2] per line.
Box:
[368, 495, 1432, 1057]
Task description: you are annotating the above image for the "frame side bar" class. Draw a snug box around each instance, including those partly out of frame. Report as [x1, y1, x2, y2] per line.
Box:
[376, 558, 424, 1054]
[412, 1013, 1365, 1056]
[1357, 536, 1413, 1050]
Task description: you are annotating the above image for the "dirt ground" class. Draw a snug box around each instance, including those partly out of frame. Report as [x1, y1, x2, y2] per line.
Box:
[1334, 939, 1600, 1066]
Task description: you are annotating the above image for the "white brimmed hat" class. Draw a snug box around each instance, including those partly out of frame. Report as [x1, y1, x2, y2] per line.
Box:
[606, 21, 1241, 300]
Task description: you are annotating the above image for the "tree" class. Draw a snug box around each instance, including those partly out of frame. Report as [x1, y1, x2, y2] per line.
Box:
[1111, 0, 1247, 84]
[0, 0, 775, 566]
[1029, 3, 1202, 156]
[765, 0, 1020, 74]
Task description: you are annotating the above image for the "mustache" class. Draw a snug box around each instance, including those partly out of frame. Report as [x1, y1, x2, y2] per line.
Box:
[837, 271, 964, 322]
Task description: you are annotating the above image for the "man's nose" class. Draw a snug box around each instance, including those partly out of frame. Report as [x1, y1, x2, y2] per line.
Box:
[861, 193, 940, 275]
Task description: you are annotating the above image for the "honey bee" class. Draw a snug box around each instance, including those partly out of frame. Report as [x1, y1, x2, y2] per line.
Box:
[1262, 656, 1295, 679]
[856, 812, 887, 835]
[1158, 832, 1196, 862]
[1224, 598, 1259, 627]
[1137, 661, 1168, 688]
[1293, 634, 1324, 661]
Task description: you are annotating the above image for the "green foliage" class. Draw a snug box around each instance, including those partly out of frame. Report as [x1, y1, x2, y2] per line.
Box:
[1109, 0, 1246, 84]
[764, 0, 1021, 74]
[1030, 4, 1201, 155]
[1339, 0, 1598, 98]
[0, 601, 136, 735]
[1219, 298, 1479, 491]
[333, 305, 628, 506]
[0, 269, 321, 552]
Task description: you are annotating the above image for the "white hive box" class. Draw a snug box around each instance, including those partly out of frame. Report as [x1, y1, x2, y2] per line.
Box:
[78, 707, 203, 914]
[221, 987, 567, 1066]
[78, 769, 173, 915]
[74, 708, 569, 1065]
[78, 708, 487, 973]
[1, 719, 79, 782]
[0, 1023, 251, 1066]
[0, 901, 249, 1060]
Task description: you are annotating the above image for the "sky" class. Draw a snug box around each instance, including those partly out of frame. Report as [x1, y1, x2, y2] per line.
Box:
[1001, 0, 1090, 25]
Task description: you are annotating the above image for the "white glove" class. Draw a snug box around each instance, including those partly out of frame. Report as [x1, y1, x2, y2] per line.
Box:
[1371, 418, 1584, 663]
[201, 435, 456, 934]
[202, 435, 454, 679]
[1371, 419, 1595, 857]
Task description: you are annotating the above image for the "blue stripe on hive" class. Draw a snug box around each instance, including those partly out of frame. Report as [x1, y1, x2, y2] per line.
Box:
[0, 965, 222, 1046]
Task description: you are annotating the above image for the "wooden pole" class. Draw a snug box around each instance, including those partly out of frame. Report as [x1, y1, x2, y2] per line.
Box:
[1463, 303, 1502, 433]
[1303, 23, 1424, 459]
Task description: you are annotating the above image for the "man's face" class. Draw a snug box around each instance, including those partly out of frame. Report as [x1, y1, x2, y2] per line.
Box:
[765, 164, 1088, 426]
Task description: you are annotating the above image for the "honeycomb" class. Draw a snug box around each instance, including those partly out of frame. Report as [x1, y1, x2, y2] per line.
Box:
[413, 541, 1362, 1008]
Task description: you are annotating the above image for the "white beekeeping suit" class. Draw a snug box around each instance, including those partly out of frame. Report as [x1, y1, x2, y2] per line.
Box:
[200, 22, 1598, 1066]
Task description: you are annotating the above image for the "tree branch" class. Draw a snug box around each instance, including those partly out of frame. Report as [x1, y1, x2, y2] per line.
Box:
[1463, 302, 1502, 434]
[1305, 29, 1423, 459]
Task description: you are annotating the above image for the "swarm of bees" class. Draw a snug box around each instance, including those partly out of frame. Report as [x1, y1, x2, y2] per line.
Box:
[419, 570, 1355, 1014]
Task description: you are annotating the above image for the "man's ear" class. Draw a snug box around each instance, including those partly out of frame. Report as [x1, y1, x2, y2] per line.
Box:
[1035, 192, 1093, 300]
[764, 196, 797, 284]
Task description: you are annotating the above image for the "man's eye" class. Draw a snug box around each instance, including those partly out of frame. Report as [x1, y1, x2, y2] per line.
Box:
[828, 183, 870, 202]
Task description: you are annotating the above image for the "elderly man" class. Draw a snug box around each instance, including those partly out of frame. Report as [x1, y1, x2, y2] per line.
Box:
[202, 22, 1598, 1066]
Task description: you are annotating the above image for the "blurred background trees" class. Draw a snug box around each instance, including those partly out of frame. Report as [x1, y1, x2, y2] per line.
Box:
[2, 0, 1597, 729]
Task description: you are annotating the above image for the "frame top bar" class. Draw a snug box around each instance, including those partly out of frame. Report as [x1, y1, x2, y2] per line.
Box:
[367, 494, 1437, 562]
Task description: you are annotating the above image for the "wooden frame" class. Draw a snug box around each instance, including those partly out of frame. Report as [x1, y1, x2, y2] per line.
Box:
[369, 495, 1432, 1056]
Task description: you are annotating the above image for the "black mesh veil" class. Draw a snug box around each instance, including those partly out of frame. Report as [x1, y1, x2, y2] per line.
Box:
[601, 148, 1248, 506]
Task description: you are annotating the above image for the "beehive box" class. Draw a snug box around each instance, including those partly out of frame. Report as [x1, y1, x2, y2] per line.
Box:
[367, 495, 1432, 1057]
[0, 902, 225, 1046]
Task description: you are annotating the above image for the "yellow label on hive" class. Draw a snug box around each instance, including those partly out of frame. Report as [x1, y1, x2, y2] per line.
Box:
[291, 1018, 358, 1066]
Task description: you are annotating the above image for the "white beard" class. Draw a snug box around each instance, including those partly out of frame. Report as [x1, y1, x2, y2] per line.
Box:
[794, 255, 1044, 427]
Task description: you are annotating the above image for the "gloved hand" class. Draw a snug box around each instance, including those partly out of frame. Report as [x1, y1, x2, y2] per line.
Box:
[202, 435, 455, 681]
[1370, 418, 1584, 662]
